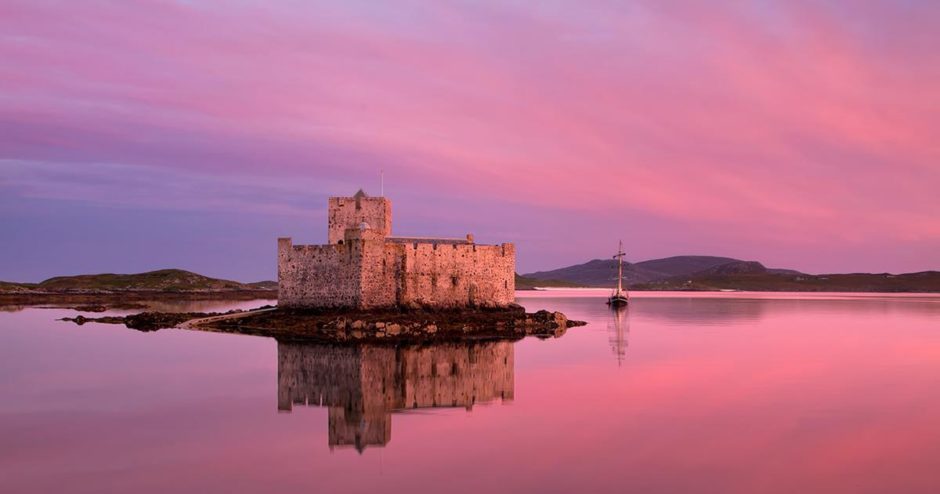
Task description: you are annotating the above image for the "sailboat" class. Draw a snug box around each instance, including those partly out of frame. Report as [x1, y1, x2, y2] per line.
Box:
[607, 240, 630, 307]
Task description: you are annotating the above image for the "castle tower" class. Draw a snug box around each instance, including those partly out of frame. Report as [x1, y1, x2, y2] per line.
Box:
[327, 189, 391, 244]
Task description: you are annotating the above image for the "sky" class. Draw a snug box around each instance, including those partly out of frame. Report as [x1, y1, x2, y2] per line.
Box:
[1, 0, 938, 282]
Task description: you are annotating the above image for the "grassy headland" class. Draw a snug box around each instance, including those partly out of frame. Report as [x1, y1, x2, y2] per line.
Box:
[0, 269, 277, 305]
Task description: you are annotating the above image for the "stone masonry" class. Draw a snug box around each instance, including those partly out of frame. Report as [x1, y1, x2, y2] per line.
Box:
[278, 190, 515, 309]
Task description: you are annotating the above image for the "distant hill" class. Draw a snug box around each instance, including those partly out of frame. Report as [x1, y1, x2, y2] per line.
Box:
[523, 256, 939, 292]
[0, 280, 37, 293]
[514, 273, 582, 290]
[635, 269, 940, 293]
[0, 269, 278, 294]
[247, 280, 280, 290]
[691, 260, 769, 276]
[524, 259, 629, 286]
[632, 256, 743, 279]
[523, 255, 775, 287]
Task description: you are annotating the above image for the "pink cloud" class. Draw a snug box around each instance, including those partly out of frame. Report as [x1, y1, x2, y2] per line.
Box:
[1, 0, 938, 275]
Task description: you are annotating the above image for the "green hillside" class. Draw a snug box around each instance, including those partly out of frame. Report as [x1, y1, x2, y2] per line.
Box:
[515, 273, 584, 290]
[634, 271, 940, 292]
[524, 255, 939, 292]
[2, 269, 277, 293]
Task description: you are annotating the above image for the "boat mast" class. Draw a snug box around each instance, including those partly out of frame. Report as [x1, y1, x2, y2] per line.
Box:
[615, 240, 625, 294]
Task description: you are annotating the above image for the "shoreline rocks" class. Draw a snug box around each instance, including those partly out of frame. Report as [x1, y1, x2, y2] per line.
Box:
[61, 305, 587, 342]
[202, 306, 585, 342]
[2, 290, 277, 308]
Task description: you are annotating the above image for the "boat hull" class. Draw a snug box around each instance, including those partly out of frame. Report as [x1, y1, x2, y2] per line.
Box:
[607, 295, 629, 307]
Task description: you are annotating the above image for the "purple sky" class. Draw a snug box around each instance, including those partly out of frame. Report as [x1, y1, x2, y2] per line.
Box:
[2, 1, 939, 282]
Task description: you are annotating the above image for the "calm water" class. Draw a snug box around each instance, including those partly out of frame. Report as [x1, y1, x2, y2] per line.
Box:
[2, 292, 940, 493]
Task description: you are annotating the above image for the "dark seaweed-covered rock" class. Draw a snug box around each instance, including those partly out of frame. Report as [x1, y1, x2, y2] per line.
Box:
[60, 305, 586, 342]
[203, 307, 586, 343]
[123, 312, 203, 331]
[62, 311, 219, 331]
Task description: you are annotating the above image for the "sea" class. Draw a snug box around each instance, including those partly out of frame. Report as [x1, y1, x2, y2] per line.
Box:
[1, 291, 939, 493]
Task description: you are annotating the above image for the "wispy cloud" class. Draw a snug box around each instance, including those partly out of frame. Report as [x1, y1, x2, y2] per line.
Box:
[1, 159, 327, 216]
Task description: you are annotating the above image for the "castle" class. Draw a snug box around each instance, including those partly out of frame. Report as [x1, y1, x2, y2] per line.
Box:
[278, 190, 515, 309]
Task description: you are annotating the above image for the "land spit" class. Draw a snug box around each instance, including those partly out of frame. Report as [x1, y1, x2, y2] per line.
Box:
[1, 289, 276, 309]
[62, 304, 586, 342]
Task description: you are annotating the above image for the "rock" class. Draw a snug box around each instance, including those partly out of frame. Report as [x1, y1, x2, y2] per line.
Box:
[553, 311, 568, 329]
[73, 305, 107, 313]
[123, 312, 192, 331]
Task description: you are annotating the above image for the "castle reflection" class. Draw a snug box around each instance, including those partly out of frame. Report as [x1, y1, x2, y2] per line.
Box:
[277, 340, 514, 453]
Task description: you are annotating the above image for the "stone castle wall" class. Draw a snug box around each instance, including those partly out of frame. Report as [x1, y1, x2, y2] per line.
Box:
[357, 231, 400, 309]
[277, 238, 360, 309]
[391, 242, 515, 309]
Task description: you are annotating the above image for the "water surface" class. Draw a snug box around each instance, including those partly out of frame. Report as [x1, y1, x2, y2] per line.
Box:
[2, 292, 939, 493]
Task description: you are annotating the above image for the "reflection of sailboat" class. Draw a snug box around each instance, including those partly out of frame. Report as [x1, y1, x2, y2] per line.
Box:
[277, 340, 514, 453]
[607, 306, 630, 366]
[607, 240, 629, 307]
